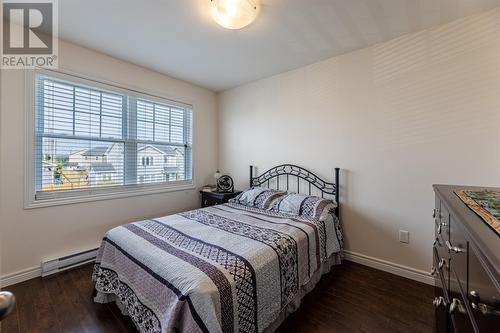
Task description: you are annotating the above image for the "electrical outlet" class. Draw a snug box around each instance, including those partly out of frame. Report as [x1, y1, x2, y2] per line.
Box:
[399, 230, 409, 244]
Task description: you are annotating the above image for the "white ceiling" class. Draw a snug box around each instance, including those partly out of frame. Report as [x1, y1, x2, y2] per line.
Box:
[59, 0, 500, 91]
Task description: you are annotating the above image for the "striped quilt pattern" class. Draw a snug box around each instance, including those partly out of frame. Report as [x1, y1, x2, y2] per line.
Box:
[93, 203, 342, 333]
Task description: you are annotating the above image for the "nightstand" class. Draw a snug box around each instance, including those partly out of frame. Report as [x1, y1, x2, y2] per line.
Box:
[200, 190, 242, 208]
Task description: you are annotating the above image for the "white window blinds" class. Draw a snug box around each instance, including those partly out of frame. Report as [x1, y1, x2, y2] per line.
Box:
[34, 72, 193, 200]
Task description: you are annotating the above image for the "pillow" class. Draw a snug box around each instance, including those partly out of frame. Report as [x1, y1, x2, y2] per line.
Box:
[272, 193, 337, 221]
[229, 187, 286, 210]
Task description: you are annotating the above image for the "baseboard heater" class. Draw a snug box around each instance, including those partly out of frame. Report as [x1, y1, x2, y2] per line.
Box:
[41, 248, 99, 277]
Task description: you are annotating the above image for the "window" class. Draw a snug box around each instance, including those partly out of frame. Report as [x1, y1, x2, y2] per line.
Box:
[32, 71, 193, 205]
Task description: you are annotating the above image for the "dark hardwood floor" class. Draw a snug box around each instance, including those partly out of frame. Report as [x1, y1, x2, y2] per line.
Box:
[1, 261, 434, 333]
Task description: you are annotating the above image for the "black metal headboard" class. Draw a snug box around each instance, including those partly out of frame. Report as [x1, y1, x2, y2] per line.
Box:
[249, 164, 340, 216]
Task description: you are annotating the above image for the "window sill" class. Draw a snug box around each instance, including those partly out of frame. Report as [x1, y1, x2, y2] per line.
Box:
[24, 181, 196, 209]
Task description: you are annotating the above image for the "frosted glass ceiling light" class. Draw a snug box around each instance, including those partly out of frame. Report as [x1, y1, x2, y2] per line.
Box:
[211, 0, 260, 30]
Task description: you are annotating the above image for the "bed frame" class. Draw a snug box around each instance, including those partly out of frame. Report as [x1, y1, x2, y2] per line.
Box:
[249, 164, 340, 217]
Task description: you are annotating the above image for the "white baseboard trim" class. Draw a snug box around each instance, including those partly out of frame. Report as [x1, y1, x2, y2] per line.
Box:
[2, 251, 433, 288]
[0, 259, 97, 288]
[343, 250, 434, 285]
[0, 267, 41, 288]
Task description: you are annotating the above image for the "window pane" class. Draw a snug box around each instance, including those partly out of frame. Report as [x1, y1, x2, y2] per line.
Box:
[101, 93, 123, 118]
[137, 100, 154, 122]
[39, 137, 124, 191]
[75, 87, 100, 115]
[135, 100, 189, 145]
[136, 144, 185, 184]
[154, 122, 169, 142]
[171, 126, 184, 143]
[75, 112, 100, 137]
[101, 116, 122, 138]
[155, 104, 170, 123]
[42, 107, 73, 135]
[170, 108, 184, 126]
[170, 108, 185, 143]
[40, 78, 123, 140]
[43, 80, 74, 110]
[137, 120, 154, 141]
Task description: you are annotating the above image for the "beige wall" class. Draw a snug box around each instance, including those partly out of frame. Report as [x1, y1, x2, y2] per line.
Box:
[218, 9, 500, 272]
[2, 8, 500, 283]
[0, 40, 218, 278]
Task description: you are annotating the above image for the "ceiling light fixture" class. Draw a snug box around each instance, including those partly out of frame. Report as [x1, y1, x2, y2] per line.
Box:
[210, 0, 260, 30]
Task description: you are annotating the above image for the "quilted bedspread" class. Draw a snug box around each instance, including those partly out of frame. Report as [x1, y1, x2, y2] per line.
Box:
[92, 202, 343, 333]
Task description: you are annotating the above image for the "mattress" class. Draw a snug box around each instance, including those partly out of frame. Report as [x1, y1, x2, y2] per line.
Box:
[93, 202, 343, 333]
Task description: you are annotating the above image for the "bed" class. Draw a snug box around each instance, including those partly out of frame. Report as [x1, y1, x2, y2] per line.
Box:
[93, 164, 343, 333]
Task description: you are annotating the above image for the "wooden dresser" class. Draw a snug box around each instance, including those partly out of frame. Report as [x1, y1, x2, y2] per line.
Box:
[433, 185, 500, 333]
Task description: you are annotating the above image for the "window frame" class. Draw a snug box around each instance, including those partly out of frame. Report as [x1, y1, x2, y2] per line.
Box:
[24, 68, 195, 209]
